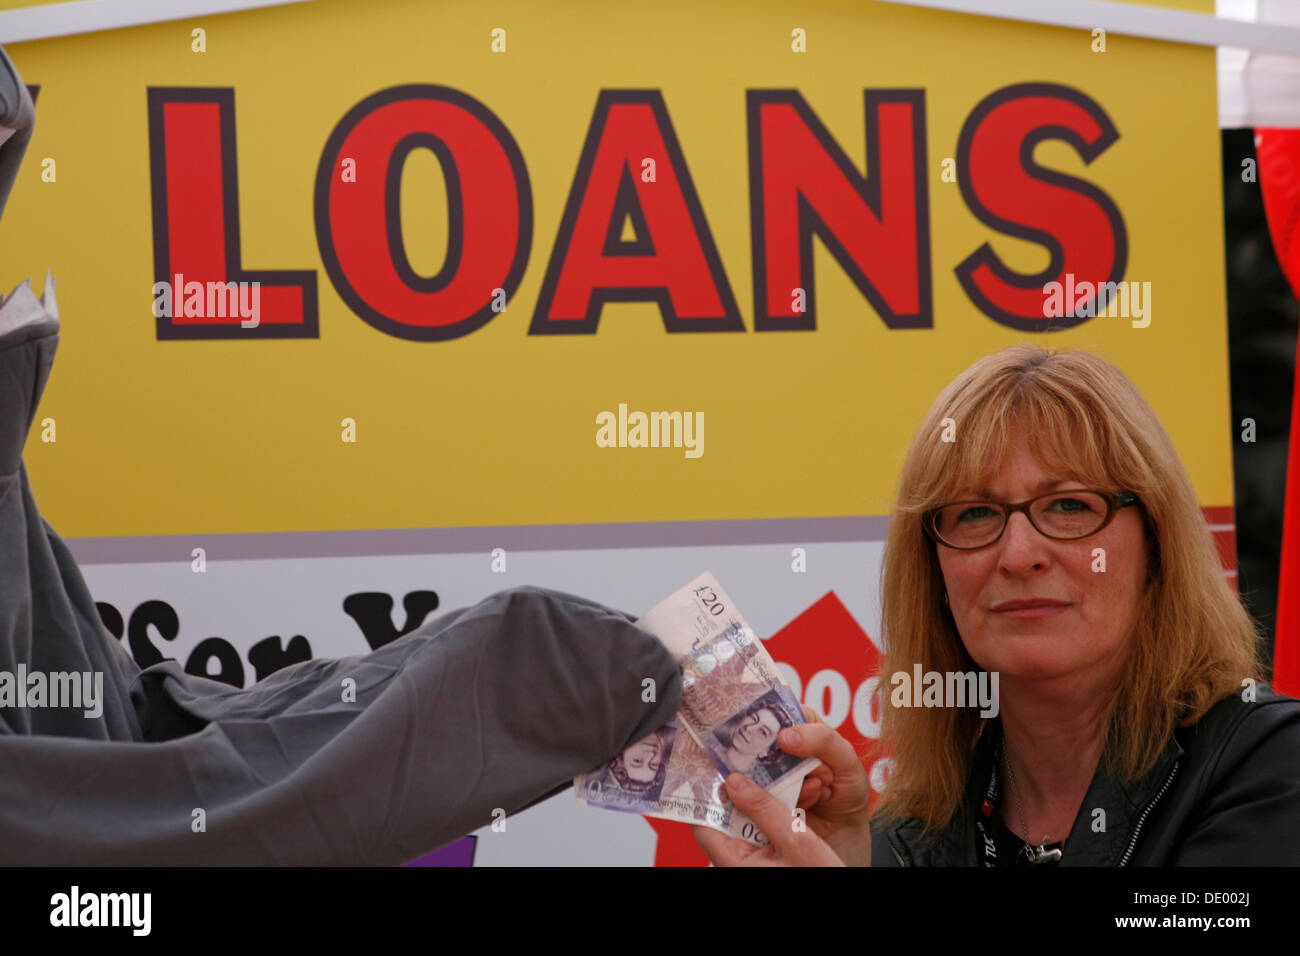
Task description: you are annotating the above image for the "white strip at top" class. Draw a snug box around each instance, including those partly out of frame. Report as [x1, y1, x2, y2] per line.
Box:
[876, 0, 1300, 56]
[1, 0, 1294, 55]
[0, 0, 313, 45]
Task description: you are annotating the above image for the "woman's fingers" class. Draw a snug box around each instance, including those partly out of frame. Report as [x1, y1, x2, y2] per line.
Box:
[691, 824, 762, 866]
[796, 769, 838, 805]
[777, 721, 867, 786]
[723, 773, 846, 866]
[690, 825, 737, 865]
[796, 775, 824, 808]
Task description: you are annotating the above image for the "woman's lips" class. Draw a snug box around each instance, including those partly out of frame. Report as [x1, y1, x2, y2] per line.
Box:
[993, 603, 1069, 619]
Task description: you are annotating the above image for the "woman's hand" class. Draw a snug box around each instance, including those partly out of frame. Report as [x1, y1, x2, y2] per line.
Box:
[691, 771, 847, 866]
[691, 705, 873, 866]
[785, 704, 874, 865]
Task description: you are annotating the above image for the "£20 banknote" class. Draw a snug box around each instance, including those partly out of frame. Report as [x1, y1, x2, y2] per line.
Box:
[575, 572, 814, 845]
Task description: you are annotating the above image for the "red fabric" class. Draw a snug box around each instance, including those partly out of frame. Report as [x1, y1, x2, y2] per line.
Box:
[1276, 364, 1300, 696]
[1258, 128, 1300, 698]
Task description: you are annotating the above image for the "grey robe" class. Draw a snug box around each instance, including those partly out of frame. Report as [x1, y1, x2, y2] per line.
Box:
[0, 294, 682, 864]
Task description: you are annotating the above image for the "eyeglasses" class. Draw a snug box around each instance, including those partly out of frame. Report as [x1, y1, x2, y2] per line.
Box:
[923, 489, 1140, 550]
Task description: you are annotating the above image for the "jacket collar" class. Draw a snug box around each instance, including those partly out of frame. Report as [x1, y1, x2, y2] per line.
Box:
[886, 717, 1185, 866]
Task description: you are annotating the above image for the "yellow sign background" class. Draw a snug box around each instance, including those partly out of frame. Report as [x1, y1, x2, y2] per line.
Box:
[3, 0, 1227, 536]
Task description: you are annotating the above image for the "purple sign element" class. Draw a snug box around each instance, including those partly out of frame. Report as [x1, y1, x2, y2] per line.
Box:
[402, 835, 477, 867]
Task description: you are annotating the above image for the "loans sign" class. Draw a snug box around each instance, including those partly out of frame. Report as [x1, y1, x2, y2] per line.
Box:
[147, 81, 1133, 340]
[4, 0, 1229, 541]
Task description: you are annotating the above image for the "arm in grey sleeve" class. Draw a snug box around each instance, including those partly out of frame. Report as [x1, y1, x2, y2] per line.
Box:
[0, 44, 35, 225]
[0, 585, 682, 864]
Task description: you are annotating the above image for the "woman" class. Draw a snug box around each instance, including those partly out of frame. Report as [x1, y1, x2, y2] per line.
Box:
[693, 344, 1300, 866]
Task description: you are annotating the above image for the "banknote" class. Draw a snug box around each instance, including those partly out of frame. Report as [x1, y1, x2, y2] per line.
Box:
[575, 572, 814, 845]
[642, 572, 819, 790]
[576, 718, 804, 845]
[576, 718, 684, 811]
[637, 573, 790, 691]
[679, 631, 820, 789]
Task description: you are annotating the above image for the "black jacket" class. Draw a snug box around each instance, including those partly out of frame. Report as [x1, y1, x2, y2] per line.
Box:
[871, 685, 1300, 866]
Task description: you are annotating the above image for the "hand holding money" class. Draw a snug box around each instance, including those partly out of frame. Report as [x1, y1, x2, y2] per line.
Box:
[702, 702, 873, 868]
[691, 771, 848, 866]
[575, 572, 818, 846]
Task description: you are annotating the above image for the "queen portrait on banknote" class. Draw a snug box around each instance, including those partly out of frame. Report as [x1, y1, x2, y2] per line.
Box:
[691, 345, 1300, 867]
[707, 692, 799, 786]
[581, 722, 679, 807]
[609, 725, 674, 795]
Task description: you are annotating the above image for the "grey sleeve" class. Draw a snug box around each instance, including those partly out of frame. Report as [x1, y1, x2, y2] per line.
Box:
[1, 259, 683, 864]
[1, 585, 682, 865]
[0, 44, 35, 226]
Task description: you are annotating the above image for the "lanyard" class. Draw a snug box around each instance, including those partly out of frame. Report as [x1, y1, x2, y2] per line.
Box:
[973, 736, 1004, 867]
[974, 733, 1064, 867]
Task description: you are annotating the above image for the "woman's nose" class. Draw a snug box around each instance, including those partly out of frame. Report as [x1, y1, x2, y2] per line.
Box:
[998, 511, 1052, 566]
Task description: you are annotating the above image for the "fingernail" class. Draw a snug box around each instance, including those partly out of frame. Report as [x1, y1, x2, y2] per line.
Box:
[781, 728, 802, 748]
[727, 772, 751, 793]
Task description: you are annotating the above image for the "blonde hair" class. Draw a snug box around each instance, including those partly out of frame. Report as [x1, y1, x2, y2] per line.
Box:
[870, 344, 1263, 833]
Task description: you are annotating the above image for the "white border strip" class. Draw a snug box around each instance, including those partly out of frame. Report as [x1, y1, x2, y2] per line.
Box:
[875, 0, 1300, 55]
[0, 0, 313, 44]
[5, 0, 1295, 54]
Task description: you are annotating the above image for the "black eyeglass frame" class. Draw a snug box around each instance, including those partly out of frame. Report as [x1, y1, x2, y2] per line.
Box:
[923, 489, 1141, 551]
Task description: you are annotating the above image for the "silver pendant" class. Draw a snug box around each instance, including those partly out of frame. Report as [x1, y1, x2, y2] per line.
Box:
[1026, 842, 1062, 864]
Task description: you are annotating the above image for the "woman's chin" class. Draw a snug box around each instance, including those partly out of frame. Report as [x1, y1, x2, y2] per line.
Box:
[969, 645, 1086, 683]
[992, 654, 1100, 685]
[969, 630, 1087, 670]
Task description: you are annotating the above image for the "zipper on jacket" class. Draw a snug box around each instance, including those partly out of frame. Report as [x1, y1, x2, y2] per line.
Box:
[1117, 758, 1181, 867]
[886, 829, 911, 866]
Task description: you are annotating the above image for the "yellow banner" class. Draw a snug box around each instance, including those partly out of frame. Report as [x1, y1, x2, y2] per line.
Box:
[3, 0, 1227, 537]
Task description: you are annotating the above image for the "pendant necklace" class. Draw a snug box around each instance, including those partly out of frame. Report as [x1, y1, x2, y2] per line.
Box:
[1003, 743, 1065, 865]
